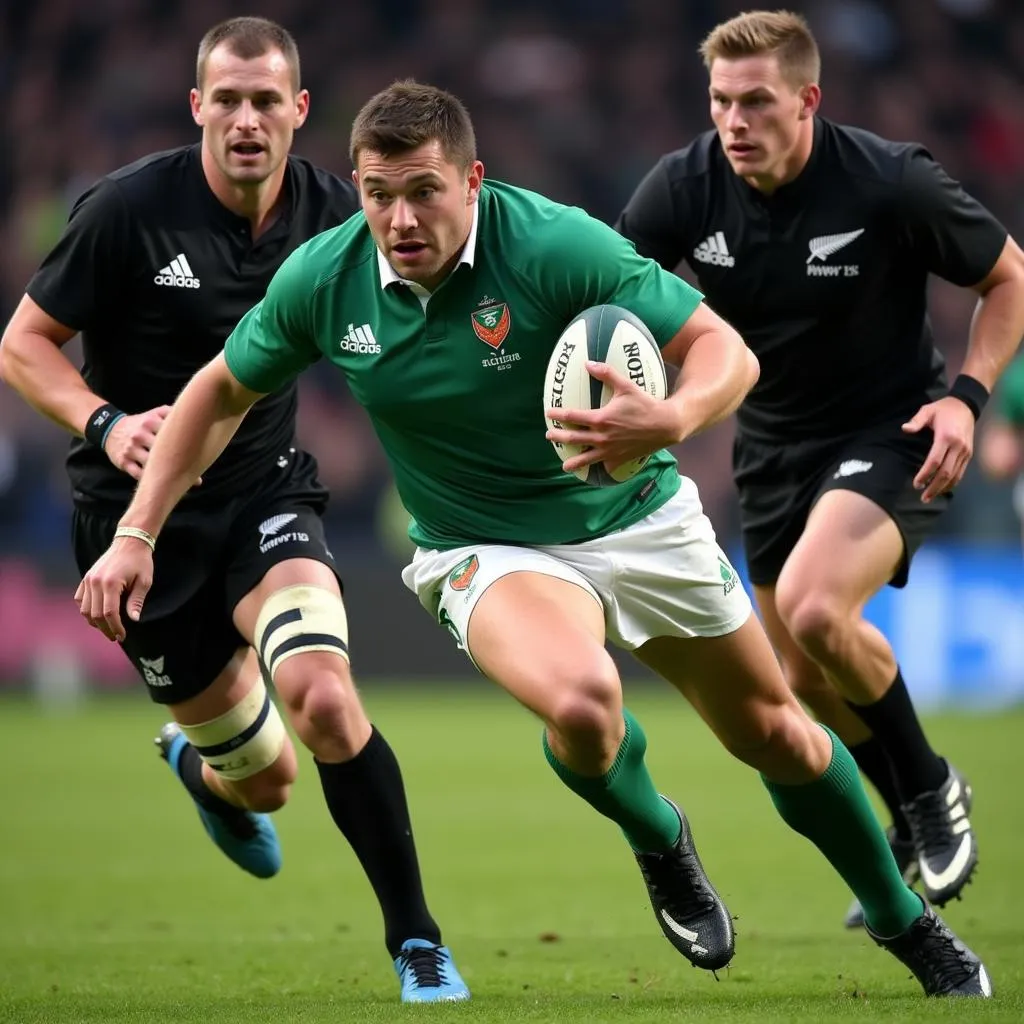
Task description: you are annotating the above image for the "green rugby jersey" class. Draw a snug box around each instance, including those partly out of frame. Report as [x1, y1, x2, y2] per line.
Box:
[224, 180, 703, 549]
[998, 356, 1024, 427]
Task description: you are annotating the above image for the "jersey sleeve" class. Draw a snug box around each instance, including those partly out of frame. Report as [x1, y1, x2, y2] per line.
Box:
[997, 356, 1024, 426]
[25, 177, 134, 330]
[897, 148, 1007, 287]
[532, 208, 703, 347]
[223, 247, 322, 394]
[614, 157, 690, 271]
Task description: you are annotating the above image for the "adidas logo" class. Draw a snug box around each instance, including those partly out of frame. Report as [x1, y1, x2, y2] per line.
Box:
[692, 232, 735, 267]
[340, 323, 381, 354]
[154, 253, 200, 289]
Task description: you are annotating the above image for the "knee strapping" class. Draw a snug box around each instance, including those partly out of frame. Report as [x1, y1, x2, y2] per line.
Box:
[181, 679, 286, 781]
[254, 584, 350, 681]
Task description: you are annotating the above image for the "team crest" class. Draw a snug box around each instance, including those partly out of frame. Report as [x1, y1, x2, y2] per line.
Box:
[471, 303, 511, 349]
[448, 554, 480, 591]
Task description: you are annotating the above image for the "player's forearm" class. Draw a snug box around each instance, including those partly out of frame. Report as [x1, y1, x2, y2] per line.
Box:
[962, 280, 1024, 389]
[119, 359, 256, 536]
[0, 329, 105, 436]
[669, 331, 759, 440]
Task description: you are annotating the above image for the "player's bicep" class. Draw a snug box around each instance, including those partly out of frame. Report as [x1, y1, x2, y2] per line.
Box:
[201, 352, 268, 416]
[26, 179, 134, 328]
[2, 294, 78, 351]
[899, 148, 1007, 286]
[661, 301, 744, 368]
[969, 234, 1024, 295]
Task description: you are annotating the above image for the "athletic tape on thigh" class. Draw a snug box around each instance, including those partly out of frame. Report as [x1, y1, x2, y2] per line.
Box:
[254, 584, 350, 680]
[180, 679, 286, 781]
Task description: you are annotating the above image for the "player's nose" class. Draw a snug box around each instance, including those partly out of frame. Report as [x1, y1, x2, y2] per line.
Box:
[235, 100, 260, 130]
[391, 198, 417, 231]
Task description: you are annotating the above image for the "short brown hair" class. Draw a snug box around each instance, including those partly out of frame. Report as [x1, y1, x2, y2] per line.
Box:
[699, 10, 820, 87]
[349, 80, 476, 171]
[196, 17, 301, 93]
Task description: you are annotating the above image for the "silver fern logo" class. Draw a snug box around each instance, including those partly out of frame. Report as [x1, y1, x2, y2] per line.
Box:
[806, 229, 864, 263]
[258, 513, 298, 544]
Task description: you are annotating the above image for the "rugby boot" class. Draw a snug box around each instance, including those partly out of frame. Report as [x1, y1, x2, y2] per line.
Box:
[634, 797, 735, 971]
[156, 722, 281, 879]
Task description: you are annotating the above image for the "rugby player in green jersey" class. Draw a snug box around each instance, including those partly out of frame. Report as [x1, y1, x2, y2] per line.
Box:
[76, 80, 990, 997]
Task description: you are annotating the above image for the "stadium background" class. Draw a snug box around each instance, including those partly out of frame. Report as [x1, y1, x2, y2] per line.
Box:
[0, 0, 1022, 697]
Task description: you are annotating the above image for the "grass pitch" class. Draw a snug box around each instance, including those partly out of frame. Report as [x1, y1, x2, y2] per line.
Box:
[1, 685, 1022, 1023]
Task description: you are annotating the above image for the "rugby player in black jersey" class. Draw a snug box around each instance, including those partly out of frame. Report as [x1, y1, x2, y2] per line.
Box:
[617, 7, 1024, 962]
[0, 17, 468, 1002]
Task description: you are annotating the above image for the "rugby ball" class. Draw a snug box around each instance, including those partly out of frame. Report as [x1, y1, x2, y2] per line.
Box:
[543, 304, 668, 487]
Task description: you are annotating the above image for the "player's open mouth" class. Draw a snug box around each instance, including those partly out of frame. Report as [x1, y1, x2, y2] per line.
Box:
[231, 143, 264, 157]
[728, 143, 757, 157]
[392, 242, 428, 260]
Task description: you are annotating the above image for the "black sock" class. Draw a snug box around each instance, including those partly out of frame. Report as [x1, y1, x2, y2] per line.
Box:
[845, 734, 912, 841]
[846, 669, 947, 802]
[178, 742, 249, 820]
[316, 727, 440, 958]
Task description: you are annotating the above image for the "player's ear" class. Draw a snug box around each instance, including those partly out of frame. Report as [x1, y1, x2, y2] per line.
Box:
[189, 88, 204, 127]
[799, 83, 821, 119]
[466, 160, 485, 202]
[294, 89, 310, 129]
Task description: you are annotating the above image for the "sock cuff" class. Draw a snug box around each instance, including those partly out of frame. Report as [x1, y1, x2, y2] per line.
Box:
[762, 725, 858, 797]
[815, 725, 859, 793]
[315, 725, 384, 776]
[543, 709, 640, 788]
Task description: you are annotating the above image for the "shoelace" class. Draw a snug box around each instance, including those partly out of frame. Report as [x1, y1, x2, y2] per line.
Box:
[905, 917, 975, 993]
[638, 846, 716, 920]
[903, 791, 957, 854]
[398, 945, 447, 988]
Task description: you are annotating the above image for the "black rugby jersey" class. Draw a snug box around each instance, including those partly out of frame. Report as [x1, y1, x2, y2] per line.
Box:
[616, 118, 1007, 442]
[27, 145, 358, 510]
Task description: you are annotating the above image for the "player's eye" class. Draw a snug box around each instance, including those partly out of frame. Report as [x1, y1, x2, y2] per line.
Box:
[368, 191, 390, 204]
[415, 187, 437, 200]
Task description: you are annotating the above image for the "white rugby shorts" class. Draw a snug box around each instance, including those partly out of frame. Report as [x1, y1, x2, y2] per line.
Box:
[402, 480, 752, 658]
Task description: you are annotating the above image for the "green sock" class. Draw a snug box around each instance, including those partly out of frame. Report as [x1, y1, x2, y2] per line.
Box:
[763, 726, 924, 937]
[543, 708, 680, 852]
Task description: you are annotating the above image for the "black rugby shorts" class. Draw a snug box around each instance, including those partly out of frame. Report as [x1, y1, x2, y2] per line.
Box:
[72, 450, 338, 704]
[734, 419, 950, 589]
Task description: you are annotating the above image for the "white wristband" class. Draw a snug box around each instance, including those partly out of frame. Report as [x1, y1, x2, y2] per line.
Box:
[113, 526, 157, 552]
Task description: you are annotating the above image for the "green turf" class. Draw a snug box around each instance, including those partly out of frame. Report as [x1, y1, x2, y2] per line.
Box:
[1, 686, 1021, 1023]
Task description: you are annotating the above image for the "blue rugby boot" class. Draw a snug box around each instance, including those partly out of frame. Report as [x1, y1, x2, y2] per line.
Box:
[155, 722, 281, 879]
[393, 939, 471, 1003]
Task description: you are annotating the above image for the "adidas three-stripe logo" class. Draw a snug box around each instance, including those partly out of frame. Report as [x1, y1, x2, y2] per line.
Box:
[692, 231, 735, 267]
[339, 323, 381, 354]
[154, 253, 200, 289]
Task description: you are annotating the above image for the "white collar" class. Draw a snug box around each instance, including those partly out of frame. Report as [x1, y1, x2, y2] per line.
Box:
[375, 200, 480, 296]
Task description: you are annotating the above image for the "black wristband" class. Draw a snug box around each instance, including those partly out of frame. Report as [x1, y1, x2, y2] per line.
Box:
[948, 374, 989, 421]
[84, 403, 125, 448]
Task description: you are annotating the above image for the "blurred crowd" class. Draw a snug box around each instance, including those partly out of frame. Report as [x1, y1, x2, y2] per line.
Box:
[2, 0, 1023, 570]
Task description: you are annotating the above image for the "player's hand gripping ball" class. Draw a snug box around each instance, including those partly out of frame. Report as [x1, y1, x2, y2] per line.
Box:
[543, 304, 668, 486]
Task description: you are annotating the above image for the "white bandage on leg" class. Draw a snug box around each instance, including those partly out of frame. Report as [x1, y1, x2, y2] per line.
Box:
[181, 679, 286, 781]
[254, 584, 350, 681]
